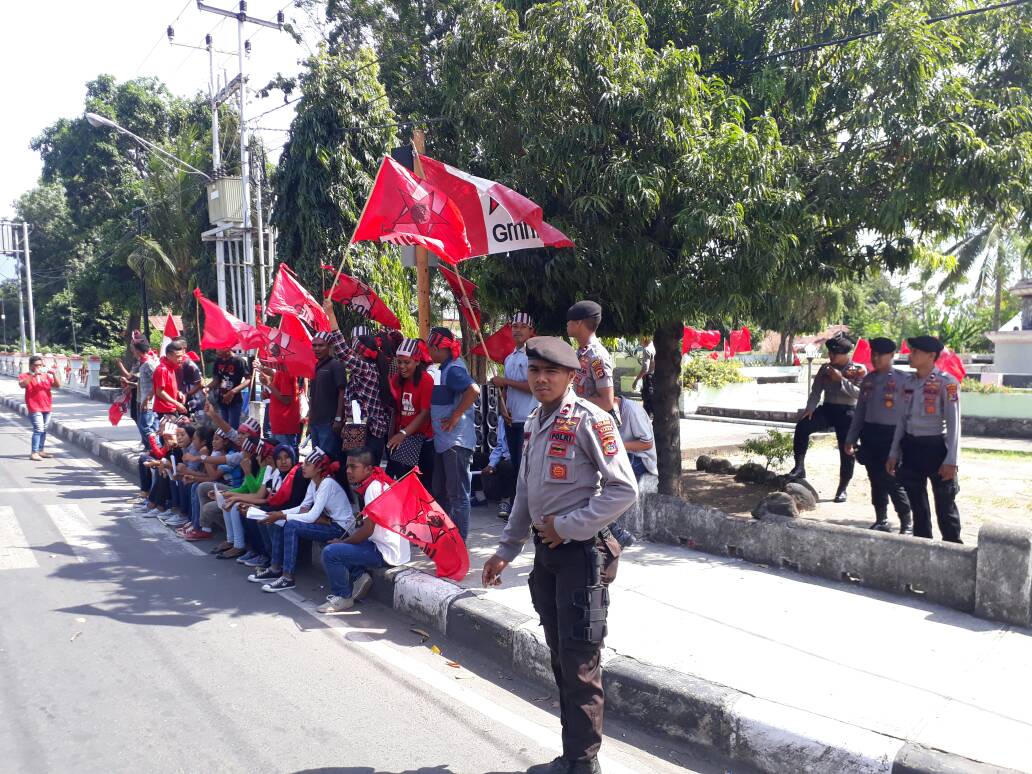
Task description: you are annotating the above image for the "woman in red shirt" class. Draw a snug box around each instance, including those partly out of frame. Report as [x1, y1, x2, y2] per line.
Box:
[18, 355, 59, 461]
[386, 338, 435, 489]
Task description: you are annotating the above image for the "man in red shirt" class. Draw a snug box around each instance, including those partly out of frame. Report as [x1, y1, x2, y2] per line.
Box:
[152, 342, 187, 419]
[259, 362, 301, 450]
[18, 355, 59, 461]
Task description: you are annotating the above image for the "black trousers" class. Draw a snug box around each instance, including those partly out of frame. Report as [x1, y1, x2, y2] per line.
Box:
[481, 458, 516, 502]
[898, 434, 962, 543]
[857, 423, 911, 520]
[641, 374, 654, 417]
[794, 403, 855, 483]
[506, 421, 526, 475]
[529, 534, 619, 761]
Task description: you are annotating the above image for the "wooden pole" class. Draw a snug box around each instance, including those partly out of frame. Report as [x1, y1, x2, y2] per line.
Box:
[195, 297, 205, 373]
[411, 129, 431, 340]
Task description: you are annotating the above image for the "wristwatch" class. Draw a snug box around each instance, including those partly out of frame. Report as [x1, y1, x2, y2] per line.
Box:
[399, 429, 408, 436]
[334, 416, 342, 422]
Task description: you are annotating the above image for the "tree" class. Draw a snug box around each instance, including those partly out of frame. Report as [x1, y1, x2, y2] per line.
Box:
[757, 282, 846, 364]
[940, 225, 1027, 332]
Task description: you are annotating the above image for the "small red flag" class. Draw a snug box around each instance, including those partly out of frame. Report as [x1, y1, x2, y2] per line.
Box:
[853, 338, 873, 371]
[162, 313, 179, 339]
[729, 326, 751, 356]
[324, 269, 402, 330]
[472, 324, 516, 364]
[438, 265, 482, 330]
[267, 264, 330, 332]
[193, 288, 262, 350]
[108, 387, 132, 426]
[936, 347, 967, 382]
[353, 156, 471, 264]
[900, 339, 911, 355]
[263, 314, 316, 379]
[361, 473, 470, 581]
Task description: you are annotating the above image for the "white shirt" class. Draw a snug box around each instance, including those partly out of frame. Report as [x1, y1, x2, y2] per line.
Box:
[362, 479, 410, 566]
[503, 345, 538, 423]
[262, 466, 284, 496]
[283, 477, 355, 532]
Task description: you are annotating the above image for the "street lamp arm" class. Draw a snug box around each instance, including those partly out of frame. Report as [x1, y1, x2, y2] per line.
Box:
[83, 113, 212, 182]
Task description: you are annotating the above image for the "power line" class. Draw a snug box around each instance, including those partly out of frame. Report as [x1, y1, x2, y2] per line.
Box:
[135, 0, 196, 75]
[248, 95, 301, 122]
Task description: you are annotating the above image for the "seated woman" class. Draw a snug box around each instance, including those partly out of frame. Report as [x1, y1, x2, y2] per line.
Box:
[177, 429, 241, 541]
[256, 447, 355, 593]
[246, 444, 309, 579]
[210, 445, 266, 559]
[132, 424, 181, 517]
[318, 447, 411, 614]
[163, 425, 213, 528]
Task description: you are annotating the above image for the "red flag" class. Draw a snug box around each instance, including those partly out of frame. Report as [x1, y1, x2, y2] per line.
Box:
[723, 337, 732, 360]
[108, 387, 132, 426]
[853, 338, 873, 371]
[472, 324, 516, 364]
[900, 339, 911, 355]
[267, 264, 330, 332]
[708, 351, 720, 360]
[699, 330, 721, 349]
[193, 288, 262, 350]
[324, 269, 402, 330]
[353, 156, 471, 263]
[682, 326, 700, 354]
[936, 347, 967, 382]
[264, 314, 316, 379]
[162, 313, 179, 338]
[729, 326, 751, 355]
[419, 155, 573, 258]
[362, 473, 469, 581]
[438, 265, 481, 330]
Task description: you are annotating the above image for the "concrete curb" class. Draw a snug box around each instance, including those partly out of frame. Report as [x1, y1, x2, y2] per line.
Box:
[2, 388, 1020, 774]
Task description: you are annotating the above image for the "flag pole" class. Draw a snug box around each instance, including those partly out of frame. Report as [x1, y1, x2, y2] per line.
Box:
[195, 296, 205, 373]
[327, 158, 381, 301]
[452, 262, 508, 420]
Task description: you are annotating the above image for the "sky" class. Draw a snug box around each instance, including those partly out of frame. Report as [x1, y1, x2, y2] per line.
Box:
[0, 0, 320, 223]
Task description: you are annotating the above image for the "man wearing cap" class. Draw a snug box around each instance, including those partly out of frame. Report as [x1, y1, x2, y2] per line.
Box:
[887, 336, 963, 543]
[482, 336, 638, 774]
[790, 331, 866, 502]
[845, 338, 912, 534]
[310, 331, 349, 462]
[427, 326, 480, 541]
[490, 312, 539, 473]
[567, 301, 616, 418]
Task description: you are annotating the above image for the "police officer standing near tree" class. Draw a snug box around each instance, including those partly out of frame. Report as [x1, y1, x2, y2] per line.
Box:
[482, 337, 638, 774]
[789, 331, 866, 502]
[886, 335, 963, 543]
[845, 338, 912, 534]
[566, 301, 616, 416]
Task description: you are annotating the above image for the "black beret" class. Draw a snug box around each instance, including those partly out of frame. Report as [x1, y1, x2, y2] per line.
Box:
[526, 336, 581, 369]
[907, 335, 944, 355]
[825, 332, 856, 354]
[567, 300, 602, 322]
[870, 337, 897, 355]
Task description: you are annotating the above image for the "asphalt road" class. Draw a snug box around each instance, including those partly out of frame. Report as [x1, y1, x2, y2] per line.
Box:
[0, 406, 732, 774]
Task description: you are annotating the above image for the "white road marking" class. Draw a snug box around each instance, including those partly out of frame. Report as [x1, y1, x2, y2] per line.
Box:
[0, 505, 38, 570]
[126, 515, 207, 557]
[44, 504, 119, 563]
[1, 488, 57, 493]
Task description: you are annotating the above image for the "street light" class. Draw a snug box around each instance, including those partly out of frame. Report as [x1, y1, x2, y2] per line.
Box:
[84, 112, 212, 181]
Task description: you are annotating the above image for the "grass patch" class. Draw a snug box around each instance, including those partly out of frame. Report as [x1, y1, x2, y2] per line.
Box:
[964, 447, 1032, 460]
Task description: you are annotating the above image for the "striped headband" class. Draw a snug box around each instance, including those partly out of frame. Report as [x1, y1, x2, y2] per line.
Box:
[312, 331, 332, 342]
[397, 338, 432, 364]
[238, 418, 261, 437]
[351, 325, 370, 339]
[214, 428, 231, 439]
[427, 327, 455, 348]
[511, 312, 534, 327]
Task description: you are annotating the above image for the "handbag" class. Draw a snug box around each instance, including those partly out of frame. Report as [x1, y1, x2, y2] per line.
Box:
[341, 399, 369, 451]
[389, 432, 424, 468]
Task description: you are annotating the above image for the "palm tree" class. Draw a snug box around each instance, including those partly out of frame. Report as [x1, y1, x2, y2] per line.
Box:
[939, 222, 1025, 331]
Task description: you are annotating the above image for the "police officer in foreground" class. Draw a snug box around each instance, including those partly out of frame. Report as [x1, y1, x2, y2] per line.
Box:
[482, 337, 638, 774]
[845, 338, 912, 534]
[886, 335, 963, 543]
[789, 331, 867, 502]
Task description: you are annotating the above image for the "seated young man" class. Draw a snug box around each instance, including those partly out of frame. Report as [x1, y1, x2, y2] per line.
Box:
[177, 429, 242, 541]
[317, 447, 411, 614]
[257, 447, 355, 592]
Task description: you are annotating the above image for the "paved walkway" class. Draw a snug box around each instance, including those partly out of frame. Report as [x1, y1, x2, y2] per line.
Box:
[4, 377, 1031, 771]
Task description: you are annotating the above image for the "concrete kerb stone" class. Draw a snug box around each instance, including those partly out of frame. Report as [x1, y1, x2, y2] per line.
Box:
[975, 523, 1032, 627]
[392, 570, 473, 633]
[446, 594, 533, 668]
[892, 742, 1024, 774]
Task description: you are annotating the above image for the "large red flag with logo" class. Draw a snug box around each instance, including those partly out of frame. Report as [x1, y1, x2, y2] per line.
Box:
[323, 268, 401, 330]
[263, 314, 316, 379]
[852, 338, 873, 371]
[193, 289, 262, 350]
[267, 264, 330, 332]
[438, 265, 482, 330]
[472, 324, 516, 364]
[352, 156, 471, 263]
[362, 472, 469, 581]
[936, 347, 967, 382]
[418, 155, 573, 259]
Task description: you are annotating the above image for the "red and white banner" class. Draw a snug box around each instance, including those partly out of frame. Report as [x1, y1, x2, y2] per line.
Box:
[267, 264, 330, 332]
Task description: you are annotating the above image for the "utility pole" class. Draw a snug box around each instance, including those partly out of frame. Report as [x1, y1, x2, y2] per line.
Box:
[135, 208, 151, 340]
[252, 139, 267, 312]
[21, 223, 36, 354]
[1, 221, 34, 353]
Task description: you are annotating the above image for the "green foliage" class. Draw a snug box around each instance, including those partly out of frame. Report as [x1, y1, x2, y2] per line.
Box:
[961, 379, 1017, 394]
[741, 429, 795, 471]
[680, 354, 747, 391]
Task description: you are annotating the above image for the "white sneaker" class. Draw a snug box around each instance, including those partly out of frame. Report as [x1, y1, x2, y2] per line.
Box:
[352, 573, 373, 602]
[317, 595, 354, 613]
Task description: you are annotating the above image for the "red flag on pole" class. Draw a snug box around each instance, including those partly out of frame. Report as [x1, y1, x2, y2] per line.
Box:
[323, 268, 402, 330]
[267, 264, 330, 332]
[162, 313, 179, 339]
[438, 264, 482, 330]
[352, 156, 471, 264]
[698, 330, 721, 350]
[900, 339, 911, 355]
[936, 347, 967, 382]
[472, 324, 516, 364]
[852, 338, 873, 371]
[418, 155, 573, 258]
[361, 472, 470, 581]
[729, 326, 751, 356]
[193, 288, 262, 350]
[263, 313, 316, 379]
[682, 326, 700, 354]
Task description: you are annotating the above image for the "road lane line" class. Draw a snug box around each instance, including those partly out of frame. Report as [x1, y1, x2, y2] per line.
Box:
[125, 514, 207, 557]
[0, 505, 38, 570]
[44, 504, 120, 563]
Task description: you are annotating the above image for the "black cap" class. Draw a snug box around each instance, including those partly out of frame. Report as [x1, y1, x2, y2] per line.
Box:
[526, 336, 581, 369]
[825, 332, 856, 354]
[567, 300, 602, 323]
[870, 337, 897, 355]
[907, 335, 944, 355]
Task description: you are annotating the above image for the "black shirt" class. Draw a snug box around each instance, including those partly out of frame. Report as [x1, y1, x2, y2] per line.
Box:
[212, 355, 250, 406]
[309, 357, 348, 424]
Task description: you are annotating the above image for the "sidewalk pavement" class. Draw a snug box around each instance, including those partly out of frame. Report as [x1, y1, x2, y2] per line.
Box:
[3, 376, 1029, 774]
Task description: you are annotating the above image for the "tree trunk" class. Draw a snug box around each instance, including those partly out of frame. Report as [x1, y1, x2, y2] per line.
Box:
[653, 318, 683, 495]
[776, 332, 787, 365]
[992, 248, 1004, 332]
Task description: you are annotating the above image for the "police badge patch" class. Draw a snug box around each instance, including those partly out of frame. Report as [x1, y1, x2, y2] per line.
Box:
[593, 418, 618, 456]
[549, 462, 568, 480]
[591, 357, 606, 380]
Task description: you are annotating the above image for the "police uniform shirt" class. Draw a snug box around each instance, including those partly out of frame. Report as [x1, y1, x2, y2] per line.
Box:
[574, 336, 615, 400]
[641, 342, 656, 376]
[805, 360, 865, 413]
[503, 345, 539, 423]
[846, 368, 906, 445]
[495, 389, 639, 563]
[890, 368, 962, 465]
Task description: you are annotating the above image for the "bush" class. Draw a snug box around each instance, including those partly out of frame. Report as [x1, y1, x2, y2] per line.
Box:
[741, 429, 795, 471]
[680, 354, 749, 391]
[961, 379, 1015, 394]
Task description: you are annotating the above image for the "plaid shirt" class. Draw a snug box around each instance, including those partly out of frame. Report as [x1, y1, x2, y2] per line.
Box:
[329, 330, 390, 438]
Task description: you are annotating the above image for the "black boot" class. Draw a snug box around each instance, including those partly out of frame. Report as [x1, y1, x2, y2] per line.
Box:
[787, 457, 806, 480]
[527, 757, 572, 774]
[569, 758, 602, 774]
[899, 512, 913, 535]
[870, 509, 891, 532]
[833, 480, 849, 503]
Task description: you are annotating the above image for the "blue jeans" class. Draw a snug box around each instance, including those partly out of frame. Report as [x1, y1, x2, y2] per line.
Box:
[322, 541, 387, 597]
[137, 409, 158, 443]
[270, 520, 344, 575]
[629, 455, 647, 482]
[218, 401, 243, 431]
[224, 505, 245, 549]
[433, 446, 473, 541]
[309, 422, 342, 461]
